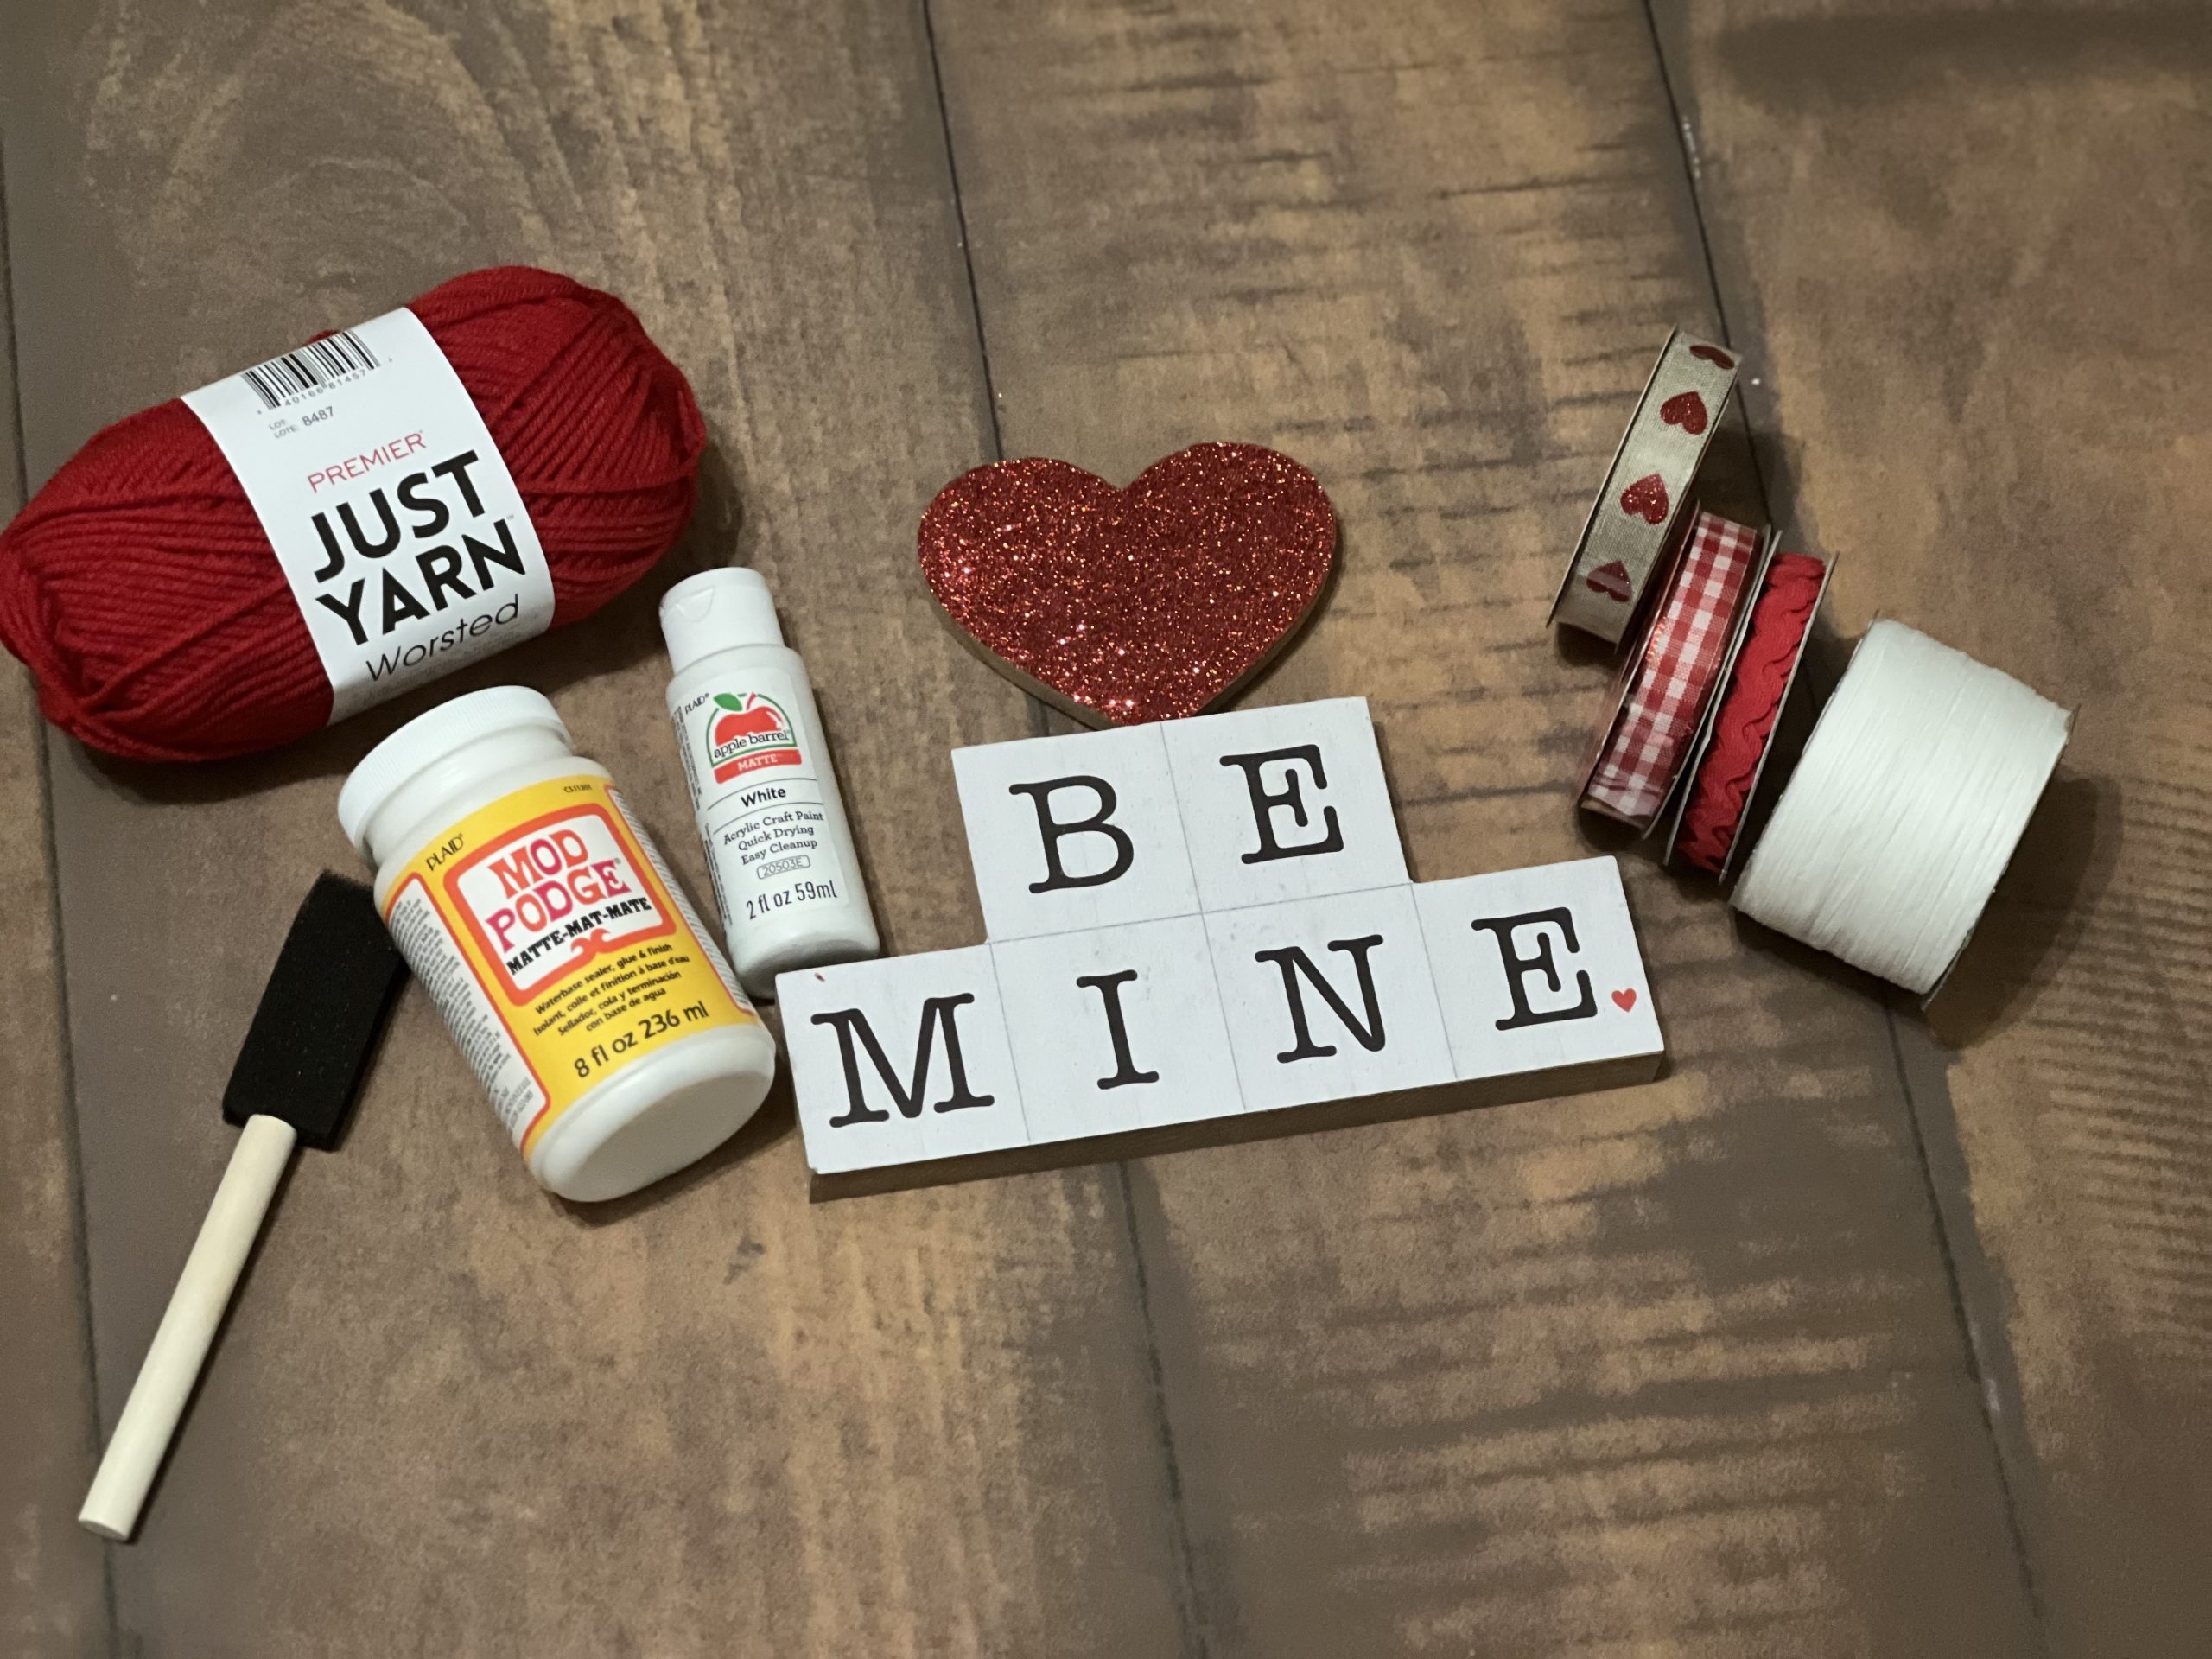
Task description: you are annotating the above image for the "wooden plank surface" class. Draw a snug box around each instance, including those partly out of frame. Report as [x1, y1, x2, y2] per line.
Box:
[1, 3, 1187, 1654]
[925, 0, 2042, 1652]
[1655, 3, 2212, 1649]
[0, 145, 111, 1659]
[8, 0, 2206, 1651]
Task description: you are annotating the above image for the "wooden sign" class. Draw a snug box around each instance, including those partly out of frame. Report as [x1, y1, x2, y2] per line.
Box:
[778, 698, 1664, 1198]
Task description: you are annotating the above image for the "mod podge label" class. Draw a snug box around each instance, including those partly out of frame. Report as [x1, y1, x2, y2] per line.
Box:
[182, 307, 555, 722]
[383, 774, 756, 1154]
[672, 667, 852, 935]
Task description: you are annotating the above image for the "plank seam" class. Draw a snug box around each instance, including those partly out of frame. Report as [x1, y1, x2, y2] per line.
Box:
[1115, 1163, 1211, 1659]
[1637, 4, 2048, 1643]
[918, 0, 1046, 745]
[0, 140, 22, 512]
[1636, 0, 1735, 353]
[917, 4, 1205, 1646]
[0, 127, 122, 1659]
[1885, 1008, 2053, 1652]
[918, 0, 1006, 469]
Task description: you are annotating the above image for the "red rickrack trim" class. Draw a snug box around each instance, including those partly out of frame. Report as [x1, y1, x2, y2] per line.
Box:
[1675, 552, 1827, 872]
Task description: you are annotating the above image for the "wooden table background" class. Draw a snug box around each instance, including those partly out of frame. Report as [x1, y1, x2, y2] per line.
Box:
[3, 2, 2206, 1654]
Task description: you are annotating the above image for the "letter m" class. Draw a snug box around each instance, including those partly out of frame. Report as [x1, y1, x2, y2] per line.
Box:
[487, 849, 536, 898]
[812, 995, 995, 1128]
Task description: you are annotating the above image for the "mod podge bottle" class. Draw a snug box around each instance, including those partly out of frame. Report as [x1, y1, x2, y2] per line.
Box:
[660, 569, 879, 997]
[337, 686, 777, 1201]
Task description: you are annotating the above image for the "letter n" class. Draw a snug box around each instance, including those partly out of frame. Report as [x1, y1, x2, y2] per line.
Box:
[1253, 935, 1387, 1063]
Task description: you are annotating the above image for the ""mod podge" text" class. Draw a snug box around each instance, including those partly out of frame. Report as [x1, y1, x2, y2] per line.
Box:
[481, 828, 653, 971]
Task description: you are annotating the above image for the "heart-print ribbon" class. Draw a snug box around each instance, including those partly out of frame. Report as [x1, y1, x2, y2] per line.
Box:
[1549, 331, 1739, 645]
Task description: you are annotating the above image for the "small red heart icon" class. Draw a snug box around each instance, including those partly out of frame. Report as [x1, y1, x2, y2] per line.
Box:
[1619, 473, 1669, 525]
[1659, 391, 1707, 435]
[1585, 559, 1632, 602]
[1688, 344, 1735, 369]
[1611, 988, 1637, 1012]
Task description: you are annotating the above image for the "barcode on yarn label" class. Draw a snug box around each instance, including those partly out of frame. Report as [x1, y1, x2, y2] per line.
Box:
[236, 329, 384, 410]
[181, 306, 554, 723]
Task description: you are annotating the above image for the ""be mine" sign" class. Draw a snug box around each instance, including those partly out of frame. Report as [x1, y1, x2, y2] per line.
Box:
[778, 699, 1663, 1197]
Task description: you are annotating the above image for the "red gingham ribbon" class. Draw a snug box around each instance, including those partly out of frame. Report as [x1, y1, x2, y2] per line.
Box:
[1582, 511, 1760, 828]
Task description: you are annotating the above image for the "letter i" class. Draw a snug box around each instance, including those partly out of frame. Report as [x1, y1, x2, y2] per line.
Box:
[1075, 970, 1160, 1090]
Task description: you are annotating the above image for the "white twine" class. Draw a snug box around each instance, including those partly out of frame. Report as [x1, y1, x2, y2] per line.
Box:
[1732, 619, 2070, 995]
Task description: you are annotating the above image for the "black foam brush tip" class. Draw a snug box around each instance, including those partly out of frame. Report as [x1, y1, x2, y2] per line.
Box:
[222, 874, 407, 1151]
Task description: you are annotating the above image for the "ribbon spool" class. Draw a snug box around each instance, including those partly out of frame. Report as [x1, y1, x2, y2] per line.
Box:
[1550, 331, 1739, 644]
[1580, 510, 1761, 830]
[1669, 550, 1834, 874]
[1731, 620, 2071, 997]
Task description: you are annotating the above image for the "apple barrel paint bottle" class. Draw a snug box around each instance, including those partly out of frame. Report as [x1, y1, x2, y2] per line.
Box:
[661, 569, 880, 997]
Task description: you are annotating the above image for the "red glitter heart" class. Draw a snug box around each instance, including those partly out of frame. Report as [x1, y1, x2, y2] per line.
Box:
[1688, 345, 1735, 370]
[918, 444, 1337, 725]
[1586, 560, 1632, 603]
[1659, 391, 1708, 435]
[1620, 473, 1669, 525]
[1611, 988, 1637, 1011]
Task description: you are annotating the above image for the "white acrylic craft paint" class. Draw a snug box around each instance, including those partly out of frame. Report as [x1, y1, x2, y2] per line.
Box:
[661, 569, 880, 998]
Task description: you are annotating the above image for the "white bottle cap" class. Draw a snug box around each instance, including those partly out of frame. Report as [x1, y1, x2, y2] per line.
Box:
[661, 568, 784, 676]
[336, 685, 569, 859]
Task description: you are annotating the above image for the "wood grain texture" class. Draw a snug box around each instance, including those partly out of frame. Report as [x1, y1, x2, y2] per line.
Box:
[2, 2, 1186, 1653]
[1656, 2, 2212, 1649]
[928, 0, 2041, 1651]
[0, 143, 110, 1659]
[18, 0, 2202, 1649]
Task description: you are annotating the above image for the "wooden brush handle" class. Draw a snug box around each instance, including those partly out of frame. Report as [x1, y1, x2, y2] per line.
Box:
[79, 1115, 298, 1541]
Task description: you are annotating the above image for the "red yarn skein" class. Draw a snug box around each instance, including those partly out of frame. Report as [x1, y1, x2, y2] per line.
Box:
[0, 266, 706, 762]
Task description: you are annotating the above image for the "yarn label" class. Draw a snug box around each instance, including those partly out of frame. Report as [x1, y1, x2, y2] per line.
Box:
[381, 774, 758, 1154]
[181, 307, 555, 724]
[671, 666, 848, 935]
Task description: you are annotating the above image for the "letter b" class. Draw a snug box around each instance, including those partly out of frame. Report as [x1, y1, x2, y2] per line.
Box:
[1007, 776, 1135, 893]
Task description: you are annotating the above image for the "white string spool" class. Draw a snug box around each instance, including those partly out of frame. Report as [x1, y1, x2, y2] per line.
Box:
[1732, 619, 2070, 996]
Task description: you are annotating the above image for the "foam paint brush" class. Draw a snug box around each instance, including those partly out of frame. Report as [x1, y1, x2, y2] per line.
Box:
[79, 874, 405, 1541]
